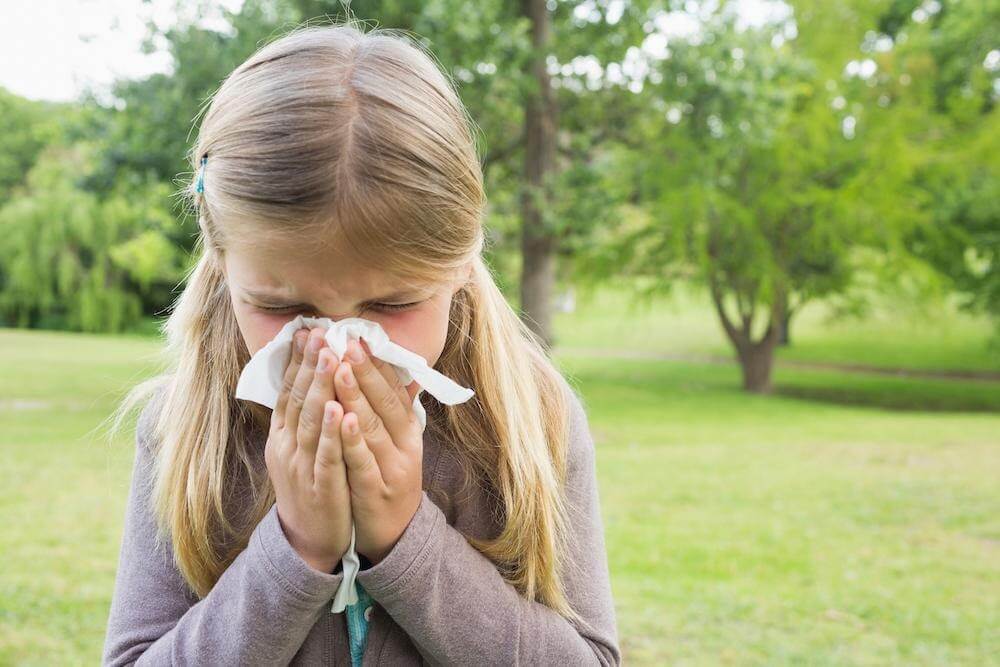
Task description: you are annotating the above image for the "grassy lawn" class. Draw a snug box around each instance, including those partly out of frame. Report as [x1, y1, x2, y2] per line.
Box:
[553, 282, 1000, 375]
[557, 355, 998, 665]
[1, 287, 997, 664]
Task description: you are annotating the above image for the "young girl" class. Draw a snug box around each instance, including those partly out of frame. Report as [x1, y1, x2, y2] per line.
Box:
[102, 19, 620, 666]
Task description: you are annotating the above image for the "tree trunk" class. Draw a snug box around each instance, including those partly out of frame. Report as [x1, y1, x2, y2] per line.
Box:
[708, 276, 786, 394]
[778, 308, 792, 346]
[519, 0, 558, 350]
[737, 340, 777, 393]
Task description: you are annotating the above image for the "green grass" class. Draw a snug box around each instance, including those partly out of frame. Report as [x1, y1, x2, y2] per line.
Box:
[1, 285, 998, 665]
[552, 283, 1000, 375]
[555, 355, 999, 665]
[0, 328, 166, 664]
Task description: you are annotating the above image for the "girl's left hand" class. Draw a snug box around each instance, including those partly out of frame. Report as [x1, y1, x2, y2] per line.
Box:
[334, 338, 424, 565]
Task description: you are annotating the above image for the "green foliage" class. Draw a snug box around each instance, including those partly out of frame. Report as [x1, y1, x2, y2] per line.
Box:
[851, 0, 1000, 338]
[0, 144, 186, 332]
[0, 87, 69, 202]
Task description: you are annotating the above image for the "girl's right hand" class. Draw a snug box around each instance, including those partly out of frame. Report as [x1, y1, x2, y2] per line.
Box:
[265, 326, 353, 574]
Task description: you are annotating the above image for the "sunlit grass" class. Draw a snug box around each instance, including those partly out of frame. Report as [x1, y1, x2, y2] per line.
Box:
[556, 354, 999, 665]
[552, 282, 1000, 374]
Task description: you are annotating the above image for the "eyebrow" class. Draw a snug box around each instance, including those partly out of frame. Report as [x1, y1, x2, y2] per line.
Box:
[242, 286, 428, 305]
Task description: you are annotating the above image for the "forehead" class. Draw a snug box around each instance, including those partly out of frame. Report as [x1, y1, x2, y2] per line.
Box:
[223, 242, 432, 299]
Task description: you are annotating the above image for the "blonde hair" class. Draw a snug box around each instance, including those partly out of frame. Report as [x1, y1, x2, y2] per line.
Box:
[106, 18, 588, 629]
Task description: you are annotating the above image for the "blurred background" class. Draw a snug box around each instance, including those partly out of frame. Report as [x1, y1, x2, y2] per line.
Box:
[0, 0, 997, 664]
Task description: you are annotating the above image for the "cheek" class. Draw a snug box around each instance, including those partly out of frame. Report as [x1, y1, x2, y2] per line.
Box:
[232, 303, 292, 356]
[377, 305, 450, 368]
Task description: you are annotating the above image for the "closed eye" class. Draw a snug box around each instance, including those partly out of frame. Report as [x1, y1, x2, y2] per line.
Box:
[368, 301, 420, 313]
[254, 301, 422, 314]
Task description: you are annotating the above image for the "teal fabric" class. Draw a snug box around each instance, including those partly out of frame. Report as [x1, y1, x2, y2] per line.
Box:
[346, 581, 374, 666]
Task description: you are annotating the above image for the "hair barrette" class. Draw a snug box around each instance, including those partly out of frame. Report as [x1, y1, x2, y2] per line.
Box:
[195, 155, 207, 194]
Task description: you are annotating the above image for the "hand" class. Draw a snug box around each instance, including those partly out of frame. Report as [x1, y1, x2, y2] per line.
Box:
[265, 326, 353, 574]
[335, 338, 423, 565]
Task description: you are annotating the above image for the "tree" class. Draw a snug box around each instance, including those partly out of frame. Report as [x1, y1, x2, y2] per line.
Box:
[0, 87, 68, 203]
[0, 142, 186, 331]
[856, 0, 1000, 341]
[581, 3, 879, 393]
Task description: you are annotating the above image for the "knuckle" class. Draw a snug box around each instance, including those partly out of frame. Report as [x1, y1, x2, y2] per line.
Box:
[315, 350, 332, 376]
[297, 411, 315, 438]
[317, 441, 344, 467]
[378, 391, 398, 415]
[384, 371, 403, 392]
[289, 382, 308, 408]
[361, 411, 383, 434]
[380, 466, 398, 487]
[333, 364, 351, 396]
[359, 455, 378, 474]
[289, 451, 311, 478]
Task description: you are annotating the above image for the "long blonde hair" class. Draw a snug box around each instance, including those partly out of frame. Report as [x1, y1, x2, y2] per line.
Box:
[106, 18, 587, 628]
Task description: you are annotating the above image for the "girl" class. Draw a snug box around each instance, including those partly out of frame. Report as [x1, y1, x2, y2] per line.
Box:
[102, 19, 620, 666]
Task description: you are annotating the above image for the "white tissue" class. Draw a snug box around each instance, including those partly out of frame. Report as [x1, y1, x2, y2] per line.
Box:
[234, 314, 475, 612]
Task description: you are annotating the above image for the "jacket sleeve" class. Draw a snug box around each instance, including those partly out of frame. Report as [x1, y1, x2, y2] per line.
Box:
[102, 392, 346, 666]
[355, 382, 621, 666]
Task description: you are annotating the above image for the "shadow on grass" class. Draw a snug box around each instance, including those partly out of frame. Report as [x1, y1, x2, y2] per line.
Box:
[774, 373, 1000, 413]
[558, 352, 1000, 414]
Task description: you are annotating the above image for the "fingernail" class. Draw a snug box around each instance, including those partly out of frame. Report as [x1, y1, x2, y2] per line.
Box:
[342, 365, 354, 386]
[348, 341, 364, 363]
[309, 334, 324, 352]
[317, 354, 328, 372]
[295, 333, 306, 352]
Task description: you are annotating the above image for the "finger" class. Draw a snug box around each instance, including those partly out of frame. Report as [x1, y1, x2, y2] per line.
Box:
[314, 400, 349, 497]
[336, 352, 399, 473]
[345, 339, 418, 449]
[273, 328, 308, 430]
[340, 410, 387, 495]
[284, 327, 325, 447]
[298, 345, 338, 460]
[359, 339, 415, 419]
[356, 342, 422, 406]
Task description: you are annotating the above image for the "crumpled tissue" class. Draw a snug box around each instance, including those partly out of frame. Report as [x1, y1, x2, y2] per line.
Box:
[234, 314, 475, 613]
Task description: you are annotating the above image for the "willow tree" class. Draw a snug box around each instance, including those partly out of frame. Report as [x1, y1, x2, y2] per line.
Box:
[0, 144, 185, 332]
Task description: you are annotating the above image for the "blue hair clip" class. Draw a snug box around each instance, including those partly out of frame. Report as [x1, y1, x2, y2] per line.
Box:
[195, 155, 207, 194]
